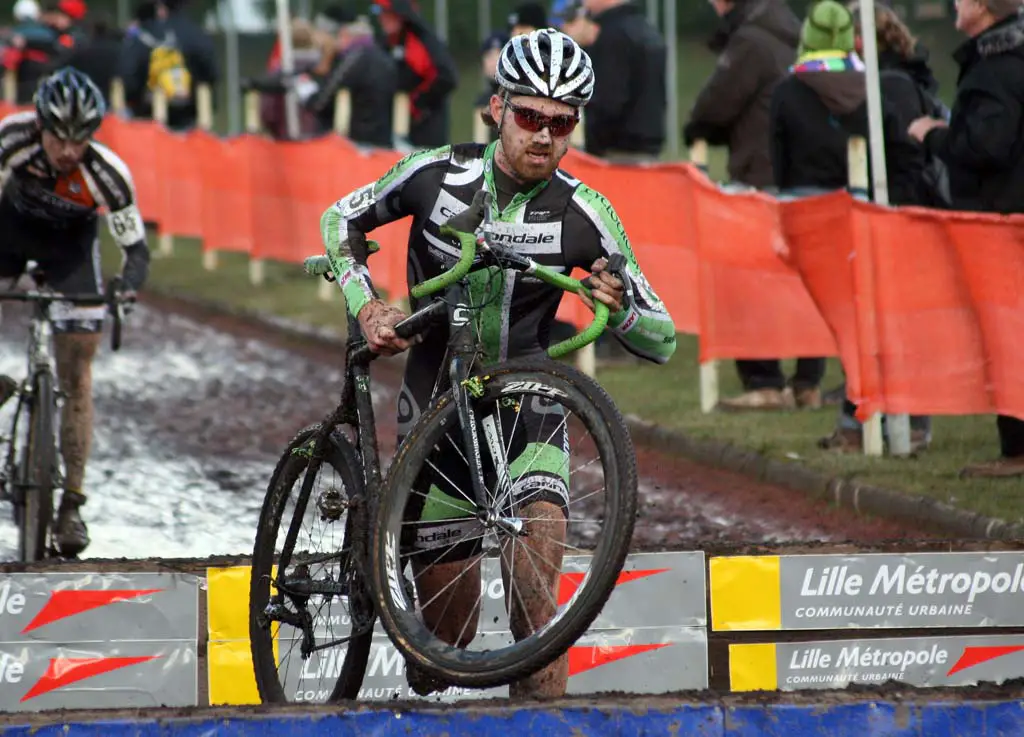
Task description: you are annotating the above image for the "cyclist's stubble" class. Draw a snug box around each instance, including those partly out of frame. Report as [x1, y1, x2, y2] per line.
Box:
[494, 101, 572, 184]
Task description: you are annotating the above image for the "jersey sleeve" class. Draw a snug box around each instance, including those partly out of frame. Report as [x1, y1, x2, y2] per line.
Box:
[568, 184, 677, 364]
[86, 143, 146, 248]
[0, 111, 38, 181]
[320, 145, 451, 318]
[85, 143, 150, 291]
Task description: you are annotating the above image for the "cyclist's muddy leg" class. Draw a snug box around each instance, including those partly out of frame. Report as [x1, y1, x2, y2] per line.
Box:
[503, 500, 567, 698]
[54, 333, 100, 495]
[412, 558, 482, 646]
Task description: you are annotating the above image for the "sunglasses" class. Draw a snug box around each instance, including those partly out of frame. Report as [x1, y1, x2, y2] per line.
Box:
[506, 101, 579, 138]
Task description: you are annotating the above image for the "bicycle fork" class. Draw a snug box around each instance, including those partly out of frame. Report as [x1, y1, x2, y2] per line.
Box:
[445, 288, 524, 539]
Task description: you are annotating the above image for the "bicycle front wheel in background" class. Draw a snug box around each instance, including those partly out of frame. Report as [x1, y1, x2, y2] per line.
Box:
[371, 357, 638, 689]
[250, 424, 374, 703]
[18, 369, 56, 562]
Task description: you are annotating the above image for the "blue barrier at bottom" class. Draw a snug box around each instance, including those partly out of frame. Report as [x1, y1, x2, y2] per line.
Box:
[5, 700, 1024, 736]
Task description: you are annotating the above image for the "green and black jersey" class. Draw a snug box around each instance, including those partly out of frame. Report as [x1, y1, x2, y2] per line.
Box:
[321, 140, 676, 366]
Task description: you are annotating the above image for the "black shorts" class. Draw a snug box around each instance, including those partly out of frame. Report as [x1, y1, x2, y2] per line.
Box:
[396, 342, 571, 565]
[0, 204, 104, 334]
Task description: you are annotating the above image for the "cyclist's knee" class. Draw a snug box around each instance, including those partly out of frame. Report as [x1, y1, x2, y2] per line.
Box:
[54, 333, 100, 389]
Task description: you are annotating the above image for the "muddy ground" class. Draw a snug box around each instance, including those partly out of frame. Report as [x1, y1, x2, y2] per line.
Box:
[0, 292, 934, 563]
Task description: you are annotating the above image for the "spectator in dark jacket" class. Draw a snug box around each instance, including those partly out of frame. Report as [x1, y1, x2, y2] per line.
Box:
[55, 13, 122, 104]
[908, 0, 1024, 478]
[306, 5, 398, 148]
[684, 0, 801, 407]
[685, 0, 800, 188]
[819, 0, 943, 452]
[721, 0, 918, 412]
[120, 0, 218, 130]
[581, 0, 667, 161]
[370, 0, 458, 148]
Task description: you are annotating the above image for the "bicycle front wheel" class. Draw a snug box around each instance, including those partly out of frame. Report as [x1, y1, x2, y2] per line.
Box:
[371, 357, 638, 690]
[18, 369, 56, 562]
[250, 424, 374, 703]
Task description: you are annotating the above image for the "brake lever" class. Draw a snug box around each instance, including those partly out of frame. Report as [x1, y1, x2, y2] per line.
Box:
[580, 253, 627, 291]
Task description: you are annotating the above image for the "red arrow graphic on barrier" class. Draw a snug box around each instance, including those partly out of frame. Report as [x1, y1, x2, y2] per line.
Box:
[21, 589, 163, 634]
[558, 569, 670, 608]
[21, 655, 161, 702]
[947, 646, 1024, 677]
[568, 644, 672, 677]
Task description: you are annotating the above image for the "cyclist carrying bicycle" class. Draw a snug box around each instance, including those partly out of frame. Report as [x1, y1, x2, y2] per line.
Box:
[321, 28, 674, 698]
[0, 67, 150, 557]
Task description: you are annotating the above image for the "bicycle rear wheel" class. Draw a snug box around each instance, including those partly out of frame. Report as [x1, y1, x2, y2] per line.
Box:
[371, 357, 638, 689]
[18, 370, 56, 562]
[250, 424, 374, 703]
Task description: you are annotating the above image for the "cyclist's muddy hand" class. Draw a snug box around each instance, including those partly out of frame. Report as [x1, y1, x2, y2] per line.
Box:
[357, 299, 419, 355]
[579, 257, 624, 313]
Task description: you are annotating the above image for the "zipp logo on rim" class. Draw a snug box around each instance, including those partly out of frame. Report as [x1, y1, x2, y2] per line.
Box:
[500, 381, 566, 399]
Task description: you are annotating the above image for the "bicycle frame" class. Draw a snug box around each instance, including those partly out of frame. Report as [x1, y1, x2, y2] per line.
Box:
[0, 300, 59, 507]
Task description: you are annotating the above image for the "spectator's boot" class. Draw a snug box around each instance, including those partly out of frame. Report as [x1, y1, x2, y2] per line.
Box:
[786, 386, 822, 410]
[959, 456, 1024, 479]
[718, 388, 795, 412]
[55, 490, 90, 558]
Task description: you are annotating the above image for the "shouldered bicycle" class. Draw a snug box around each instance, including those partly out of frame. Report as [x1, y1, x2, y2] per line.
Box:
[249, 193, 639, 701]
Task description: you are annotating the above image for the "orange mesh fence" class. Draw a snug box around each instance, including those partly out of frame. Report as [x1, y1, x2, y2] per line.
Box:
[5, 103, 1024, 420]
[692, 175, 836, 364]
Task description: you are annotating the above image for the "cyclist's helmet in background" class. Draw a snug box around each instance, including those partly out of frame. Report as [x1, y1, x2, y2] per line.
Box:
[495, 28, 594, 107]
[34, 68, 106, 142]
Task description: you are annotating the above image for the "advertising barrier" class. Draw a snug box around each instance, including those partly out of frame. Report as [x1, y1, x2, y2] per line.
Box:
[4, 547, 1024, 715]
[730, 633, 1024, 692]
[206, 551, 708, 705]
[709, 551, 1024, 631]
[0, 572, 200, 711]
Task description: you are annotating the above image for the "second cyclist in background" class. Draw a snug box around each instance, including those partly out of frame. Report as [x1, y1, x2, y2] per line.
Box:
[0, 67, 150, 557]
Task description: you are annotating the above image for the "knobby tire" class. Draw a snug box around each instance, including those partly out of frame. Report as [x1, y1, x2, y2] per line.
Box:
[250, 423, 374, 703]
[370, 356, 638, 689]
[19, 370, 56, 562]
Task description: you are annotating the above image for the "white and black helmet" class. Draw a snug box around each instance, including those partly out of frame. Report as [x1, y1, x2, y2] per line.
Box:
[35, 67, 106, 142]
[495, 28, 595, 107]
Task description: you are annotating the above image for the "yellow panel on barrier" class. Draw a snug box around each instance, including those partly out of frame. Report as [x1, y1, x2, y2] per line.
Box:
[729, 643, 778, 691]
[207, 565, 277, 705]
[709, 556, 782, 631]
[208, 639, 262, 705]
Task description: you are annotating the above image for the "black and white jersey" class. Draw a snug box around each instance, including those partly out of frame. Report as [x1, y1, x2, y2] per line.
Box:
[0, 111, 145, 248]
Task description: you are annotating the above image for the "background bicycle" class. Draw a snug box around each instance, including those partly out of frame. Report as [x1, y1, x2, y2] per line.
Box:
[0, 266, 131, 562]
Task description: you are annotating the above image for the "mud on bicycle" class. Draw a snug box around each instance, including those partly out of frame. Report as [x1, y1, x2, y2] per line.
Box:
[249, 201, 639, 703]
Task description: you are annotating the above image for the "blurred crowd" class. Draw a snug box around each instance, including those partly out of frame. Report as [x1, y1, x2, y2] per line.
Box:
[250, 0, 669, 161]
[1, 0, 217, 130]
